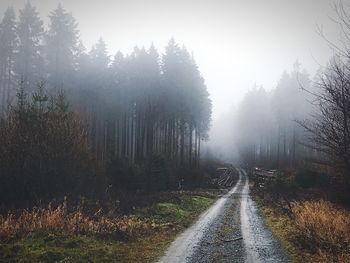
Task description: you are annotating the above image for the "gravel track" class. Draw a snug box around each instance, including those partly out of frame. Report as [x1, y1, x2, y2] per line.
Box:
[157, 168, 288, 263]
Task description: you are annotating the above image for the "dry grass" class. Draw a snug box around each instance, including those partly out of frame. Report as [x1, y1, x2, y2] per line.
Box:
[309, 249, 350, 263]
[0, 193, 217, 262]
[291, 200, 350, 262]
[0, 198, 157, 240]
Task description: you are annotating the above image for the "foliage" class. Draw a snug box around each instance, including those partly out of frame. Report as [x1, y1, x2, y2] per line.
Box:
[107, 154, 171, 192]
[256, 202, 301, 262]
[263, 171, 296, 200]
[258, 166, 330, 203]
[294, 166, 329, 188]
[234, 66, 313, 168]
[0, 7, 17, 115]
[15, 1, 44, 92]
[0, 3, 212, 201]
[300, 57, 350, 176]
[0, 191, 217, 263]
[0, 85, 96, 205]
[256, 195, 350, 262]
[254, 164, 350, 262]
[45, 4, 79, 88]
[291, 200, 350, 254]
[0, 3, 212, 175]
[0, 198, 154, 241]
[138, 195, 213, 229]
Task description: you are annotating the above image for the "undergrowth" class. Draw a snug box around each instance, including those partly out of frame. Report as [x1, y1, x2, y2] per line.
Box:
[291, 200, 350, 262]
[0, 191, 217, 262]
[253, 166, 350, 263]
[0, 198, 156, 240]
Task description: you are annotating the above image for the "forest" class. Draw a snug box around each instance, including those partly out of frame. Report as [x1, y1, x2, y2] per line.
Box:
[233, 64, 314, 168]
[233, 47, 350, 182]
[1, 1, 350, 263]
[0, 3, 211, 206]
[229, 2, 350, 261]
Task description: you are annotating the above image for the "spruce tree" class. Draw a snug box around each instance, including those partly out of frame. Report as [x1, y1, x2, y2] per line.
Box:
[0, 7, 17, 116]
[16, 1, 44, 92]
[45, 4, 79, 89]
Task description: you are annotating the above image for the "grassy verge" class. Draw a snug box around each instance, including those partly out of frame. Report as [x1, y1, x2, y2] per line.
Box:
[0, 190, 219, 263]
[252, 167, 350, 263]
[255, 197, 302, 262]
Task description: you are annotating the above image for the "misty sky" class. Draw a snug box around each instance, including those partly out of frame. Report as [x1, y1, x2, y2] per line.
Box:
[0, 0, 342, 121]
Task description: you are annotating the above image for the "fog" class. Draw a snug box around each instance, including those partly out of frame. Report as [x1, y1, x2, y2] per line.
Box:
[0, 0, 344, 163]
[3, 2, 350, 261]
[1, 0, 340, 114]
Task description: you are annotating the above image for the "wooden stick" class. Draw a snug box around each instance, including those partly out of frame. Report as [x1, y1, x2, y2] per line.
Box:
[219, 236, 243, 242]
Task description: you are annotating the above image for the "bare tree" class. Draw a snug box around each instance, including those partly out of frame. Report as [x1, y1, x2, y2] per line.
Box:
[300, 57, 350, 174]
[298, 1, 350, 175]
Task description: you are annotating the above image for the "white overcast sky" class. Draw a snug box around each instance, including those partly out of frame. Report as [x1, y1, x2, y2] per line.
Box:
[0, 0, 343, 121]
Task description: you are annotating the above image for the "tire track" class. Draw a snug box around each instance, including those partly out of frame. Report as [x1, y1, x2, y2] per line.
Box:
[156, 168, 288, 263]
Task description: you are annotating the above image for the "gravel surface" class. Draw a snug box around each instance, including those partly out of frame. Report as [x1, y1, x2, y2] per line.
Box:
[157, 168, 288, 263]
[240, 169, 288, 263]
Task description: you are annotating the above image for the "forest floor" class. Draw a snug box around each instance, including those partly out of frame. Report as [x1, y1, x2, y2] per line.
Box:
[0, 190, 221, 263]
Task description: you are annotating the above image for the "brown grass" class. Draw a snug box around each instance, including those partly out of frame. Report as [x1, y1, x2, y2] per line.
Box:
[0, 198, 157, 240]
[310, 249, 350, 263]
[291, 200, 350, 262]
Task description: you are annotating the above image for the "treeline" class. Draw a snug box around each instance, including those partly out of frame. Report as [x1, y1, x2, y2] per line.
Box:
[0, 3, 211, 205]
[234, 64, 315, 168]
[235, 2, 350, 179]
[78, 39, 211, 168]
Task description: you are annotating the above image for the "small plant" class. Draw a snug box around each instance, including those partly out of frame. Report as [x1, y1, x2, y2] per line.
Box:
[291, 200, 350, 255]
[0, 199, 156, 240]
[263, 171, 296, 205]
[0, 85, 96, 205]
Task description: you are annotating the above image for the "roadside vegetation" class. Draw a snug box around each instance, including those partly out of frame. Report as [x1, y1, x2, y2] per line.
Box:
[0, 3, 219, 261]
[252, 165, 350, 262]
[0, 1, 212, 210]
[234, 2, 350, 262]
[0, 190, 219, 262]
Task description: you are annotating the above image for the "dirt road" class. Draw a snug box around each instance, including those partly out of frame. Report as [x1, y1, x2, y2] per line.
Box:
[157, 168, 287, 263]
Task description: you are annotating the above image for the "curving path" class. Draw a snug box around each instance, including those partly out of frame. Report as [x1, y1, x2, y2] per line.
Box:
[157, 168, 288, 263]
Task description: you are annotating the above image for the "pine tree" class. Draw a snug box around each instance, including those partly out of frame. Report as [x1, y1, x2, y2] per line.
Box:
[0, 7, 17, 116]
[16, 1, 44, 92]
[45, 4, 79, 89]
[74, 40, 90, 85]
[161, 39, 211, 167]
[89, 37, 110, 70]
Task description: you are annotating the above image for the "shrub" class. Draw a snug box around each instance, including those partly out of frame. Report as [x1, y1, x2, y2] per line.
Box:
[107, 154, 172, 192]
[0, 85, 96, 205]
[295, 167, 329, 188]
[264, 171, 296, 199]
[291, 200, 350, 254]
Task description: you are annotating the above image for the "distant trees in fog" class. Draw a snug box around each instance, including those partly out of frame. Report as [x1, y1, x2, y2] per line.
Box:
[77, 38, 211, 170]
[298, 0, 350, 176]
[235, 0, 350, 176]
[300, 58, 350, 175]
[0, 7, 17, 114]
[234, 64, 315, 168]
[0, 3, 212, 202]
[16, 2, 44, 92]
